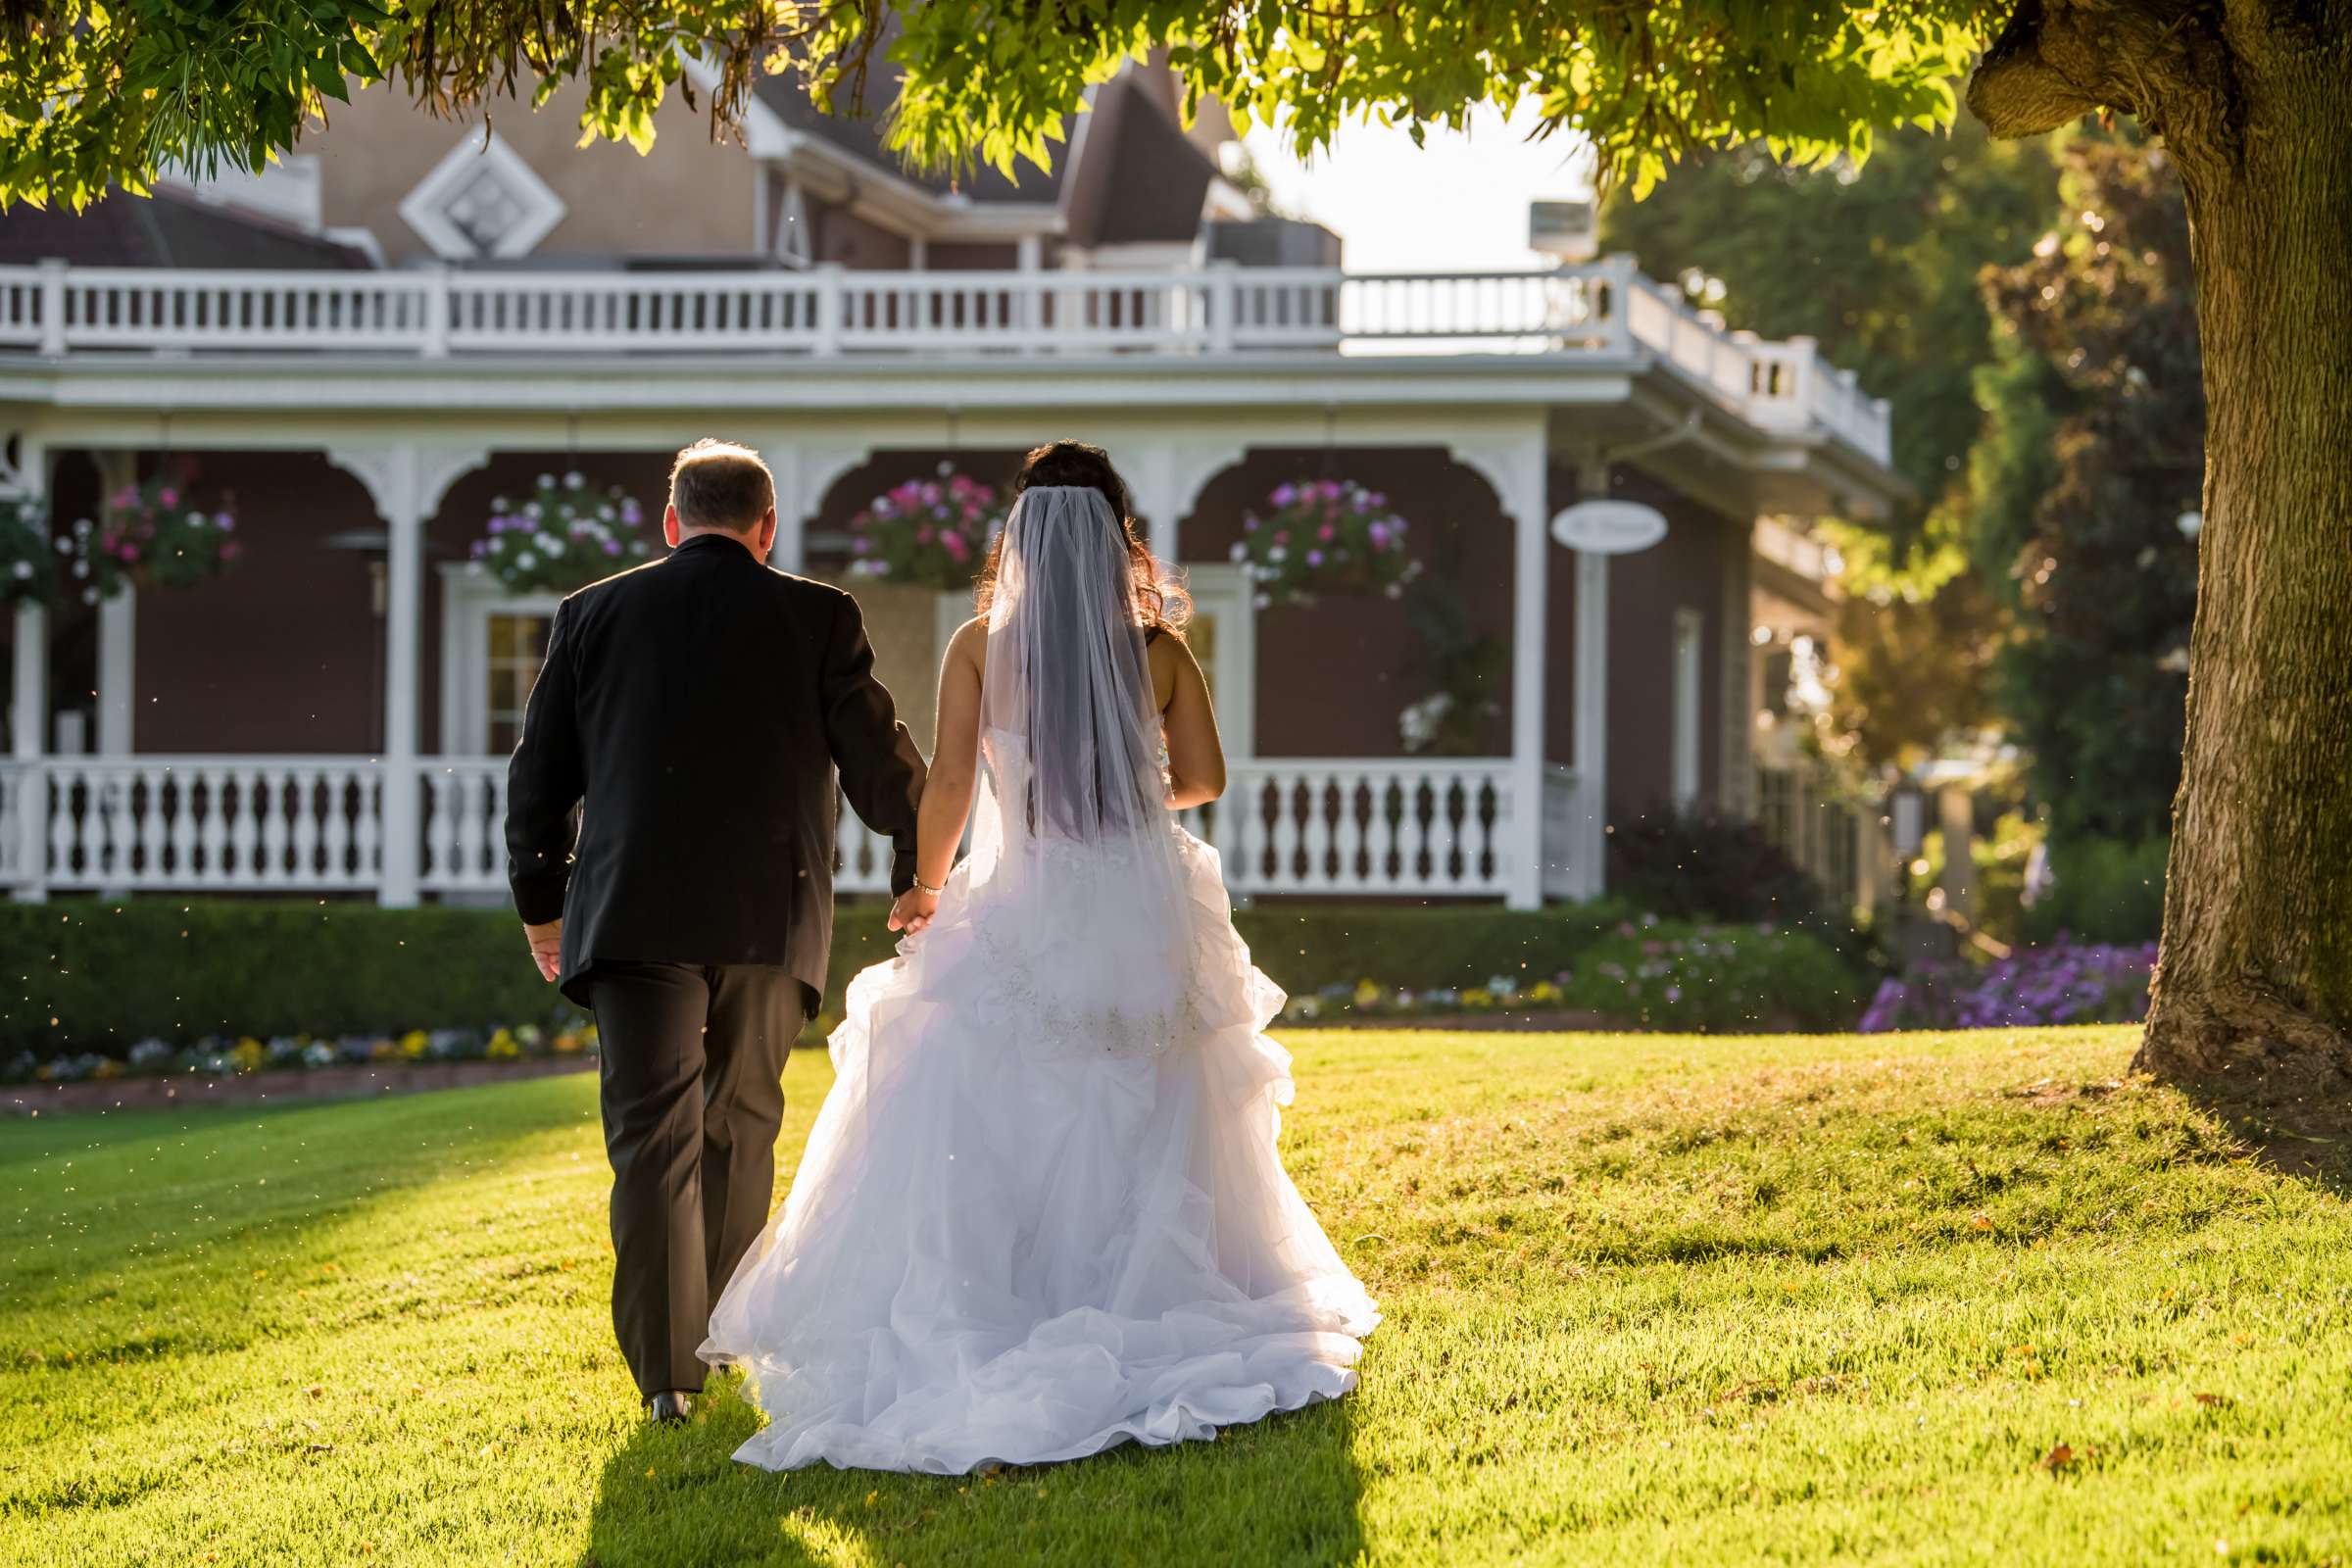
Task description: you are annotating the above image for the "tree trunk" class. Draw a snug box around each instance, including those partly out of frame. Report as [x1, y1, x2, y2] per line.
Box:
[2132, 16, 2352, 1101]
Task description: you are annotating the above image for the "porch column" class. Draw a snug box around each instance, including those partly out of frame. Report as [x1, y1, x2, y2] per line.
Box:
[381, 478, 424, 907]
[9, 437, 49, 901]
[1572, 548, 1610, 900]
[764, 442, 807, 571]
[92, 453, 134, 757]
[328, 442, 487, 907]
[1506, 465, 1550, 910]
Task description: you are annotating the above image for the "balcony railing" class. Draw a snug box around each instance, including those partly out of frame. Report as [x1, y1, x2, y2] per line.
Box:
[0, 755, 1583, 904]
[0, 258, 1890, 465]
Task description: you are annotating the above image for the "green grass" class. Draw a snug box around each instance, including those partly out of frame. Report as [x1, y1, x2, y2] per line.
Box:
[4, 1025, 2349, 1565]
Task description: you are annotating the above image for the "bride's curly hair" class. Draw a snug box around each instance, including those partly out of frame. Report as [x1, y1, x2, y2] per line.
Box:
[974, 440, 1191, 634]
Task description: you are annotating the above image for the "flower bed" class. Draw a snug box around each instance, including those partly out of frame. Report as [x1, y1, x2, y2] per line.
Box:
[1279, 917, 1863, 1033]
[5, 1019, 596, 1089]
[1858, 940, 2156, 1032]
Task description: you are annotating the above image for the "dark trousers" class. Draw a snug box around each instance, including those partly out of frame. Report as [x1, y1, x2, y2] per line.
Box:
[584, 961, 804, 1397]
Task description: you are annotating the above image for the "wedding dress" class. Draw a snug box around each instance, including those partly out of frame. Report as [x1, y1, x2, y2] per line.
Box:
[702, 486, 1377, 1474]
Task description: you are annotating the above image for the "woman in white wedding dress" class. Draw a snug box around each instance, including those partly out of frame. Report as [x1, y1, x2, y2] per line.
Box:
[701, 441, 1378, 1474]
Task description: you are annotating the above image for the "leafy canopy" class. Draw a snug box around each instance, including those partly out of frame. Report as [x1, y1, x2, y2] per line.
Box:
[0, 1, 2002, 210]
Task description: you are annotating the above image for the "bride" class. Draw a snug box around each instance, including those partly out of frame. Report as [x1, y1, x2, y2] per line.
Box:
[701, 440, 1379, 1474]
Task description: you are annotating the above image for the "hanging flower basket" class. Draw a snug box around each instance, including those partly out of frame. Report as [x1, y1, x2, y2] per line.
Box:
[468, 472, 653, 594]
[0, 495, 54, 609]
[1229, 479, 1421, 608]
[60, 469, 243, 607]
[844, 467, 1006, 590]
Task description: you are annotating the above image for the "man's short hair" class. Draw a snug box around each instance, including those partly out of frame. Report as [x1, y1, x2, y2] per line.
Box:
[669, 439, 775, 533]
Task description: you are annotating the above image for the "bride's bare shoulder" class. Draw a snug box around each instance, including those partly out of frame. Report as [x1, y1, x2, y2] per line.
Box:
[948, 615, 988, 675]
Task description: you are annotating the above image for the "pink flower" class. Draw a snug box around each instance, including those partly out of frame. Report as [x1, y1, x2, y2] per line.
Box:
[916, 525, 934, 544]
[941, 530, 970, 563]
[220, 540, 242, 562]
[1317, 524, 1336, 542]
[158, 487, 178, 508]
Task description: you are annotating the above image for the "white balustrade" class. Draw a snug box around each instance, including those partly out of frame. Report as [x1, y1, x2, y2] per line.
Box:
[0, 261, 1890, 461]
[26, 758, 380, 891]
[4, 754, 1537, 903]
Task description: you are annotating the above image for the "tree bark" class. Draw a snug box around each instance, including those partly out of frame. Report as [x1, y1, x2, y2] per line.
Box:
[2137, 10, 2352, 1102]
[1972, 2, 2352, 1103]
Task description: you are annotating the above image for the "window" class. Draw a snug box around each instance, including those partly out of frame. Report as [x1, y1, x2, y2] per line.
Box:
[1671, 608, 1704, 810]
[400, 130, 567, 261]
[484, 612, 554, 755]
[439, 566, 564, 756]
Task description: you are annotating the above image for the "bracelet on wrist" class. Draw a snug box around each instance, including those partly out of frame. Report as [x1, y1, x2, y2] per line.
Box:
[912, 876, 945, 898]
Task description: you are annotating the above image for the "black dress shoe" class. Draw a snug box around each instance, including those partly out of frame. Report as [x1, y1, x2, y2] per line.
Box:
[645, 1391, 694, 1425]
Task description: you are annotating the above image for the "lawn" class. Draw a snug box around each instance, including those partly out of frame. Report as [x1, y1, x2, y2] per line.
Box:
[4, 1025, 2349, 1566]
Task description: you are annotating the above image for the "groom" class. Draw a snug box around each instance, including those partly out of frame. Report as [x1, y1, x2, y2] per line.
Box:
[505, 438, 932, 1422]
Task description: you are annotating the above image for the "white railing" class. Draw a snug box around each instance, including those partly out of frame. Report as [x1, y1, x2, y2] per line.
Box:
[12, 757, 383, 892]
[0, 754, 1533, 903]
[0, 258, 1890, 463]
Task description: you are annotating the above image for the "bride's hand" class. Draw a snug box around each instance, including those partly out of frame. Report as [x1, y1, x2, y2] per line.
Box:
[888, 887, 939, 935]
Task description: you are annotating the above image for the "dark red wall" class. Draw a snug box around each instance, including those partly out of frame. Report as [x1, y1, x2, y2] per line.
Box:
[1180, 448, 1514, 760]
[131, 451, 382, 754]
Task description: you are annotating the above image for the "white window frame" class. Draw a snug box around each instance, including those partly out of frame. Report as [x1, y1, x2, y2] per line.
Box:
[1178, 563, 1255, 762]
[1671, 606, 1704, 809]
[439, 564, 564, 756]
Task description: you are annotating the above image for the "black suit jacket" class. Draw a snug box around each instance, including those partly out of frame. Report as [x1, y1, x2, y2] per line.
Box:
[505, 533, 926, 1009]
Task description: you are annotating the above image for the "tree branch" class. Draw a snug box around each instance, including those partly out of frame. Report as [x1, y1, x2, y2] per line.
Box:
[1968, 0, 2113, 136]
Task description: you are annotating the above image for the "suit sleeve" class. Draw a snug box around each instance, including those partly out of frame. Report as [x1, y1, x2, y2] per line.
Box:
[505, 598, 585, 924]
[821, 591, 929, 896]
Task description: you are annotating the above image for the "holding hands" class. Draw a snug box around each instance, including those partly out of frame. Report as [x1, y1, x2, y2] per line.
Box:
[889, 884, 940, 935]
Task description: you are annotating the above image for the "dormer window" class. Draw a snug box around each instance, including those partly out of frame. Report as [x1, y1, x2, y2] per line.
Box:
[399, 130, 567, 260]
[773, 177, 811, 268]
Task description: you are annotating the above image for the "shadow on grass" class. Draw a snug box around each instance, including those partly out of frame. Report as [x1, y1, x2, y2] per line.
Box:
[2171, 1079, 2352, 1197]
[0, 1074, 600, 1349]
[582, 1381, 1366, 1568]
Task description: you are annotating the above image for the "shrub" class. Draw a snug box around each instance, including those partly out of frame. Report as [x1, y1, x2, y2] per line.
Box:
[1858, 940, 2156, 1032]
[1605, 808, 1851, 947]
[0, 901, 569, 1056]
[2022, 838, 2168, 946]
[1555, 920, 1863, 1032]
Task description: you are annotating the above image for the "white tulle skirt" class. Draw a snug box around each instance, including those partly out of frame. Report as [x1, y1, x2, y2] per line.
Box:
[701, 824, 1379, 1474]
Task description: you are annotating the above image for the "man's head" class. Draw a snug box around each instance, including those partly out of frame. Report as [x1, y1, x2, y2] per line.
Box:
[664, 439, 778, 558]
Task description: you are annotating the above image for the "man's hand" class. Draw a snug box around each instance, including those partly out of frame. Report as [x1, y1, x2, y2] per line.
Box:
[888, 887, 939, 936]
[524, 918, 564, 983]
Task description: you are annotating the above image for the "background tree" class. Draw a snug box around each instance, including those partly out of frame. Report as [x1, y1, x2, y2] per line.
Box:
[3, 0, 2346, 1096]
[1598, 119, 2051, 776]
[1967, 132, 2201, 849]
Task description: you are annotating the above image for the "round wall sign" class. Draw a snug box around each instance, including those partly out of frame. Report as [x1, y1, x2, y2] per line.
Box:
[1550, 500, 1668, 555]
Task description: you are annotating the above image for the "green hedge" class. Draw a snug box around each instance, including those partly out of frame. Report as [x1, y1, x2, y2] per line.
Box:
[4, 895, 1843, 1056]
[0, 901, 564, 1056]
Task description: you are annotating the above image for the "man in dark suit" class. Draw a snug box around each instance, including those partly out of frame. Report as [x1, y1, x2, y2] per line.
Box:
[505, 439, 933, 1422]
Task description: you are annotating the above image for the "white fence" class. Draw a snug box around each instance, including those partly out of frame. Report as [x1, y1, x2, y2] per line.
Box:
[0, 755, 1583, 904]
[0, 259, 1889, 464]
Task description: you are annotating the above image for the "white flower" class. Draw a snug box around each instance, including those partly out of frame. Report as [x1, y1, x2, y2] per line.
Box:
[11, 561, 30, 579]
[523, 502, 542, 520]
[537, 473, 554, 489]
[492, 495, 511, 512]
[542, 537, 565, 557]
[1228, 542, 1249, 563]
[1267, 546, 1288, 564]
[54, 536, 71, 555]
[80, 586, 98, 605]
[1253, 592, 1272, 610]
[71, 559, 87, 578]
[1384, 582, 1404, 599]
[72, 516, 91, 536]
[515, 552, 538, 571]
[564, 471, 585, 489]
[598, 505, 614, 521]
